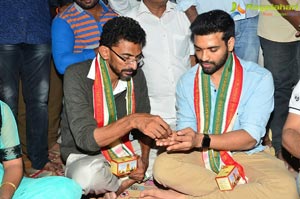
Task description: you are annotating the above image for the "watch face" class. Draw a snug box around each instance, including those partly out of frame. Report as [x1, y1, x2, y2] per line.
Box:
[202, 134, 211, 148]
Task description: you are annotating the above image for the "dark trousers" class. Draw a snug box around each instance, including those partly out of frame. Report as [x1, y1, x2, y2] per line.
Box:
[0, 43, 51, 169]
[260, 37, 300, 154]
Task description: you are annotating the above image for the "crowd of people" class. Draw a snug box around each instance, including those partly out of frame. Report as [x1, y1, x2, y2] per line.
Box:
[0, 0, 299, 198]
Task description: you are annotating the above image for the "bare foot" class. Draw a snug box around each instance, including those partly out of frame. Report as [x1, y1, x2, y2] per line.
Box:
[139, 189, 186, 199]
[102, 192, 117, 199]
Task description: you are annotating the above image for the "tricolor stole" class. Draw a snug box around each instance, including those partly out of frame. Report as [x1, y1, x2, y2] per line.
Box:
[194, 53, 247, 182]
[93, 54, 135, 162]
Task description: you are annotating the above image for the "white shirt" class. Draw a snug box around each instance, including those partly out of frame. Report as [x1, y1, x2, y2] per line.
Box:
[87, 57, 127, 95]
[108, 0, 139, 15]
[125, 1, 194, 126]
[176, 0, 260, 20]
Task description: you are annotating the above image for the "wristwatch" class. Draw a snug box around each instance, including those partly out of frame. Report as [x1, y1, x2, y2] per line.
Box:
[201, 133, 211, 149]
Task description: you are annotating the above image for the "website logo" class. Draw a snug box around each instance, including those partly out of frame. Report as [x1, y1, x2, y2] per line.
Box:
[230, 2, 246, 18]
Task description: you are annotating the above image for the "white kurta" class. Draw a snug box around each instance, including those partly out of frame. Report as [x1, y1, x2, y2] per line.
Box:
[125, 1, 194, 126]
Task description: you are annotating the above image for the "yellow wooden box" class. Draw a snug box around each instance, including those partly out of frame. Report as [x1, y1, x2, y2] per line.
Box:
[215, 165, 240, 191]
[110, 156, 137, 177]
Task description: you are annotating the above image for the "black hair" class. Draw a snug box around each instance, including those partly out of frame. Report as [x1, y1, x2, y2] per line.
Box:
[190, 10, 235, 44]
[100, 16, 146, 48]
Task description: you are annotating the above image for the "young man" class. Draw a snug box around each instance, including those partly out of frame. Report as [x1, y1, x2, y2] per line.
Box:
[60, 16, 172, 197]
[140, 10, 298, 199]
[176, 0, 261, 63]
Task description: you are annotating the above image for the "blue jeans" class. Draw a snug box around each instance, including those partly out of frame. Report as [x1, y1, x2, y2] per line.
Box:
[235, 16, 260, 63]
[260, 37, 300, 154]
[0, 43, 51, 169]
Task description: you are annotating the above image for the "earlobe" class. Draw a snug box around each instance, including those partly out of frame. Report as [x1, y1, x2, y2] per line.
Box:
[99, 46, 110, 59]
[228, 37, 235, 52]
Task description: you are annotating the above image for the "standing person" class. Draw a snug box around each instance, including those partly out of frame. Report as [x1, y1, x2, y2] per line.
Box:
[52, 0, 118, 75]
[176, 0, 261, 63]
[108, 0, 140, 15]
[60, 16, 172, 198]
[0, 100, 82, 199]
[139, 10, 298, 199]
[258, 0, 300, 156]
[0, 1, 56, 177]
[125, 0, 195, 129]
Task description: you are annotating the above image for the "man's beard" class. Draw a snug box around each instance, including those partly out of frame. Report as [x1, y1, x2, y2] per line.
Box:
[110, 63, 136, 81]
[199, 52, 228, 75]
[119, 69, 135, 81]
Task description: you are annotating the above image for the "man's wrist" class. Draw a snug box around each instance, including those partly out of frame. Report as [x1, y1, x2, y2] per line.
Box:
[201, 133, 211, 149]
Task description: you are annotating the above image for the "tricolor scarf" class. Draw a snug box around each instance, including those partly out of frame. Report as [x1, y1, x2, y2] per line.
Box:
[93, 54, 135, 162]
[194, 53, 247, 183]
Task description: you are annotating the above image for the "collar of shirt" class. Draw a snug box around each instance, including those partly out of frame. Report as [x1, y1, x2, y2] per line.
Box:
[136, 0, 176, 17]
[87, 59, 127, 95]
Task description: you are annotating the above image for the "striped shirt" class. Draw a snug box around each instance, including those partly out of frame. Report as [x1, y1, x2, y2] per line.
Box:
[52, 1, 118, 74]
[60, 1, 117, 52]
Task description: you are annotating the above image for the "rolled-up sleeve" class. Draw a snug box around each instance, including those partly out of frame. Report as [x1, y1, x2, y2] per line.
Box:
[176, 0, 198, 12]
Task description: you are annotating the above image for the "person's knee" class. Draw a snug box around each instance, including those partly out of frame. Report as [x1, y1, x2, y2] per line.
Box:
[153, 153, 178, 185]
[53, 177, 83, 198]
[267, 172, 298, 198]
[66, 159, 119, 195]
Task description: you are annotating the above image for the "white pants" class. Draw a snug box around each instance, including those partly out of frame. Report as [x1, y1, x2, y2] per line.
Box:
[65, 140, 159, 195]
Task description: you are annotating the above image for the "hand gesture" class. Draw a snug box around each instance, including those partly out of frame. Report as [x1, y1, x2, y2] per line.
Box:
[156, 128, 202, 151]
[133, 113, 172, 139]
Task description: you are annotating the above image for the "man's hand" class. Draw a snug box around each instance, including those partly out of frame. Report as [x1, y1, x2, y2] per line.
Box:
[128, 155, 148, 182]
[268, 0, 300, 37]
[156, 128, 202, 151]
[132, 114, 172, 139]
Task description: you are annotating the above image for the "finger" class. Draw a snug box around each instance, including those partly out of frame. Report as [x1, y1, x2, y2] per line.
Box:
[151, 127, 169, 139]
[144, 130, 159, 139]
[171, 134, 192, 143]
[166, 142, 191, 151]
[155, 118, 172, 135]
[156, 140, 178, 146]
[176, 128, 194, 136]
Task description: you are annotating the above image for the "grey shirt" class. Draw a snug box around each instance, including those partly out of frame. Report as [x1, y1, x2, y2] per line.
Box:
[60, 59, 150, 162]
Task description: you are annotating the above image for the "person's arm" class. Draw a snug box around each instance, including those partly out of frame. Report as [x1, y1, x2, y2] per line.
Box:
[0, 102, 23, 199]
[185, 6, 198, 23]
[63, 64, 172, 153]
[128, 136, 152, 181]
[0, 158, 23, 199]
[93, 113, 171, 147]
[176, 0, 198, 22]
[282, 113, 300, 159]
[51, 17, 97, 74]
[108, 0, 132, 15]
[160, 65, 274, 152]
[268, 0, 300, 36]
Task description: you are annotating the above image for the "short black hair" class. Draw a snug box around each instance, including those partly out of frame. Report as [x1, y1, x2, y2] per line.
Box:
[190, 10, 235, 44]
[100, 16, 146, 48]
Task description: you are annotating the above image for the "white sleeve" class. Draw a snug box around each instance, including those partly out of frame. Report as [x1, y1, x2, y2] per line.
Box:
[289, 80, 300, 115]
[108, 0, 131, 15]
